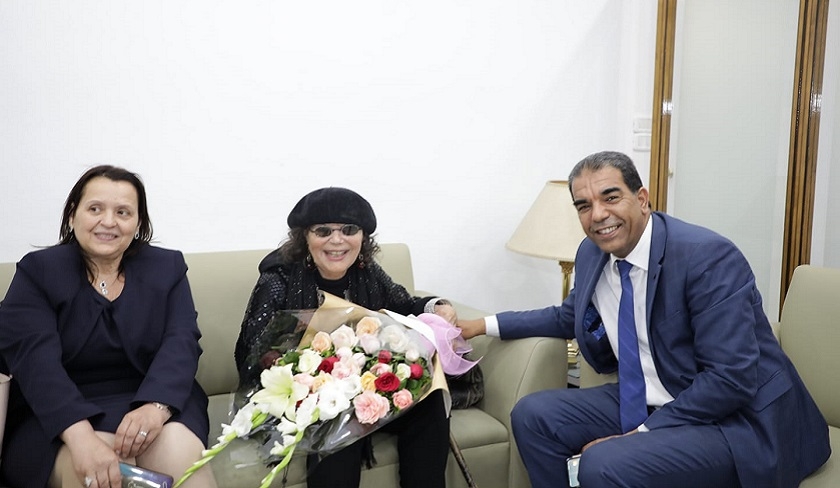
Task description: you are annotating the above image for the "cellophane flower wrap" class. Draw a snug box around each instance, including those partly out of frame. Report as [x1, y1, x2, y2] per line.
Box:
[175, 293, 445, 488]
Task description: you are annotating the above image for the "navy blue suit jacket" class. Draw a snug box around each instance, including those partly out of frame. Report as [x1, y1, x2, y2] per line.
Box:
[0, 243, 209, 487]
[498, 212, 829, 487]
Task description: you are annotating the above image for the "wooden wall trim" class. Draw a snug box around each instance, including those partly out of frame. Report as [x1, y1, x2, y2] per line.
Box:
[780, 0, 829, 314]
[648, 0, 677, 212]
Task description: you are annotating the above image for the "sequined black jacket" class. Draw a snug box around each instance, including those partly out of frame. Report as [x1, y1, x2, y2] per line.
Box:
[234, 249, 434, 390]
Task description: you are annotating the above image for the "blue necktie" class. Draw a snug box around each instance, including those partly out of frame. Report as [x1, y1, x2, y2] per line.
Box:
[617, 260, 647, 433]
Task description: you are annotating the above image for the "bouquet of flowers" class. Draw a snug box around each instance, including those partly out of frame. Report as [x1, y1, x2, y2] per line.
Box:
[175, 294, 447, 488]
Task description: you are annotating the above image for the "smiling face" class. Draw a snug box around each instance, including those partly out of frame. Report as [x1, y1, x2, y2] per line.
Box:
[306, 223, 364, 280]
[571, 166, 650, 258]
[69, 176, 140, 266]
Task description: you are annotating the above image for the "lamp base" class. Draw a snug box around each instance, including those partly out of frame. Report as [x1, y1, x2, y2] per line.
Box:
[558, 260, 574, 300]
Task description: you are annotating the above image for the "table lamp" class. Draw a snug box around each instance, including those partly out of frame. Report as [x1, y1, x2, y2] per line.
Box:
[505, 180, 586, 300]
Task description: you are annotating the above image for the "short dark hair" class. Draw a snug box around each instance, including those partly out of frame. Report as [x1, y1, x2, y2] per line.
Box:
[59, 165, 154, 260]
[568, 151, 644, 197]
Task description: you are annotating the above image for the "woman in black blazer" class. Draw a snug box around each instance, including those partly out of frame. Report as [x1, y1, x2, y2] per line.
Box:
[0, 166, 216, 488]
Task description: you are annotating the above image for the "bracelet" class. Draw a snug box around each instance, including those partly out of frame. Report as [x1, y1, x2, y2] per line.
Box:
[151, 402, 171, 415]
[424, 298, 451, 314]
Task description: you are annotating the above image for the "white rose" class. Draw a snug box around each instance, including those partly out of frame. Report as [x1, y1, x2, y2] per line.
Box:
[405, 348, 420, 362]
[335, 346, 354, 360]
[395, 363, 412, 381]
[330, 325, 358, 350]
[379, 324, 411, 353]
[297, 349, 324, 375]
[352, 352, 367, 368]
[358, 334, 381, 355]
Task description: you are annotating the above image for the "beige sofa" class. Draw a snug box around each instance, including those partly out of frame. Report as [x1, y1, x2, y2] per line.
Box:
[0, 244, 568, 488]
[578, 264, 840, 486]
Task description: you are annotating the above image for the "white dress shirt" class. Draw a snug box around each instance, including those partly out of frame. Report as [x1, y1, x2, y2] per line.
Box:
[593, 217, 673, 412]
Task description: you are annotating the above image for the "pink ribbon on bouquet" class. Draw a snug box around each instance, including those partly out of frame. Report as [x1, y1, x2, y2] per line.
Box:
[416, 313, 481, 376]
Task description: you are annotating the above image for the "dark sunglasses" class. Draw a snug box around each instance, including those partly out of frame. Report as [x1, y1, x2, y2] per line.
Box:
[308, 224, 363, 238]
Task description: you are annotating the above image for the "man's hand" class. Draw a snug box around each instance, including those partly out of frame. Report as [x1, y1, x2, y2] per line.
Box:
[581, 429, 639, 453]
[456, 318, 487, 339]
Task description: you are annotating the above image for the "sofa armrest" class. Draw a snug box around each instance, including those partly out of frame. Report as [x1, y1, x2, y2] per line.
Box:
[469, 335, 568, 429]
[414, 292, 568, 424]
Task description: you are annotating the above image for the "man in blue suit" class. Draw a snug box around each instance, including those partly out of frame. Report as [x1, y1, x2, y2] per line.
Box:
[459, 151, 830, 487]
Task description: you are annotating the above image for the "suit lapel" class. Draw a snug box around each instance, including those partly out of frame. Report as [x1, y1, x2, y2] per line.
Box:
[575, 247, 609, 319]
[647, 213, 666, 330]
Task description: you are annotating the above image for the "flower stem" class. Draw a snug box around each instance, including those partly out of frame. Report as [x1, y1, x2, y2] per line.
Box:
[173, 437, 232, 487]
[259, 430, 305, 488]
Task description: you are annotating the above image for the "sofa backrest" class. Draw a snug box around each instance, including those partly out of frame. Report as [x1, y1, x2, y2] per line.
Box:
[0, 243, 417, 397]
[0, 263, 13, 301]
[779, 265, 840, 427]
[183, 249, 272, 396]
[184, 243, 416, 396]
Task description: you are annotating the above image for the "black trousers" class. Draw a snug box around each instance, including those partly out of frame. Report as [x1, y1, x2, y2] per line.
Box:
[306, 389, 450, 488]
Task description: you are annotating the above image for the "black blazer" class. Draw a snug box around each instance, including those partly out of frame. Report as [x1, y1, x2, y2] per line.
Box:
[0, 243, 209, 487]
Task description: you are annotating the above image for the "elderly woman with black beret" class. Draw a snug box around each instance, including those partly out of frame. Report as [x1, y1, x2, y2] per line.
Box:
[234, 187, 454, 488]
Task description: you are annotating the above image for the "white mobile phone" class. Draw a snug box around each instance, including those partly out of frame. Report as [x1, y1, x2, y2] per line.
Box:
[567, 454, 581, 487]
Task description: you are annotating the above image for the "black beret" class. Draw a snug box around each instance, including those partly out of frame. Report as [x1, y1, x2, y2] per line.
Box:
[287, 187, 377, 234]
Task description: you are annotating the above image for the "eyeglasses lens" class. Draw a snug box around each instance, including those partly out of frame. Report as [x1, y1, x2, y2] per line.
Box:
[311, 225, 361, 237]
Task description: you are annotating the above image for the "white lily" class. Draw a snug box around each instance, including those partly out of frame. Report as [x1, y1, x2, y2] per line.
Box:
[252, 364, 308, 418]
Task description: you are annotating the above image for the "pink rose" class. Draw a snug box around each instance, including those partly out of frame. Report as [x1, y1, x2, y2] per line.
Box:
[330, 361, 354, 379]
[353, 390, 391, 424]
[392, 389, 414, 410]
[369, 363, 391, 376]
[294, 373, 315, 389]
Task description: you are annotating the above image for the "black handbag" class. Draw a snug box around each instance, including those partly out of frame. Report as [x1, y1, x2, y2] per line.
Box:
[446, 357, 484, 409]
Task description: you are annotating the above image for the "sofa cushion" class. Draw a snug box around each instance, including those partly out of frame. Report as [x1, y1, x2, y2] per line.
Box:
[800, 426, 840, 487]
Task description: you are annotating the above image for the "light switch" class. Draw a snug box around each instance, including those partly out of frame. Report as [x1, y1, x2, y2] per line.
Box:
[633, 117, 653, 133]
[633, 133, 651, 152]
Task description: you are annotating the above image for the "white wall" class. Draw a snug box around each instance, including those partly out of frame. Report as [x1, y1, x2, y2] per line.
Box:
[0, 1, 656, 314]
[812, 0, 839, 269]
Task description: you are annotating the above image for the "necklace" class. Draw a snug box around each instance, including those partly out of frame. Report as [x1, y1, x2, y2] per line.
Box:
[96, 276, 118, 296]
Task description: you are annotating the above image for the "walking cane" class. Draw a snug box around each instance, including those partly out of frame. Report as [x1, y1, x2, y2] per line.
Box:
[449, 432, 479, 488]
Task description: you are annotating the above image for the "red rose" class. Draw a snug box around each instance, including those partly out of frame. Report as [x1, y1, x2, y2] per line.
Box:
[378, 350, 392, 363]
[409, 363, 424, 379]
[317, 356, 340, 373]
[260, 350, 281, 370]
[374, 372, 401, 392]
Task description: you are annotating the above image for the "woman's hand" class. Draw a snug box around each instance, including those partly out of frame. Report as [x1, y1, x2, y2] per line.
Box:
[61, 421, 121, 488]
[113, 402, 172, 458]
[434, 302, 458, 325]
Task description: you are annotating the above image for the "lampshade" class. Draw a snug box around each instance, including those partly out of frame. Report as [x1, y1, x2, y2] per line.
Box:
[505, 180, 586, 262]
